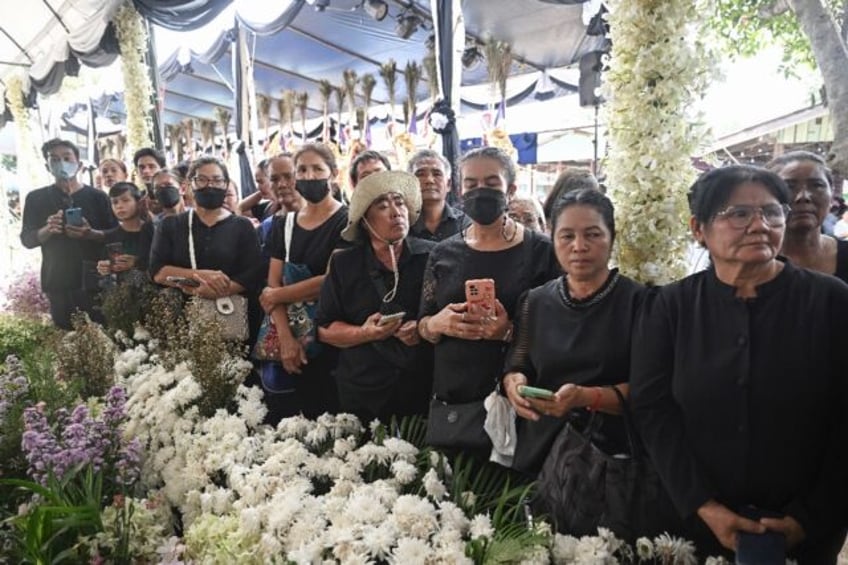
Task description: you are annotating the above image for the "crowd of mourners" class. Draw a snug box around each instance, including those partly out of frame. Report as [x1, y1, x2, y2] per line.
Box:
[20, 137, 848, 562]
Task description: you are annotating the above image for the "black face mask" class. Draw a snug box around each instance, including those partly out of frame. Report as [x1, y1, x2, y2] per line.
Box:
[462, 188, 507, 226]
[194, 188, 227, 210]
[295, 178, 330, 204]
[155, 186, 181, 209]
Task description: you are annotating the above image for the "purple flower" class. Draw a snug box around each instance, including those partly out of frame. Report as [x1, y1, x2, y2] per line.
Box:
[20, 386, 141, 488]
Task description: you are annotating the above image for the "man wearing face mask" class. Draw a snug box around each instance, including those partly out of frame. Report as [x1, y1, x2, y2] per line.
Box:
[20, 138, 117, 329]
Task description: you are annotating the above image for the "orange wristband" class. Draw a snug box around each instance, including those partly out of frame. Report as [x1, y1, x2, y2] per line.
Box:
[587, 387, 603, 411]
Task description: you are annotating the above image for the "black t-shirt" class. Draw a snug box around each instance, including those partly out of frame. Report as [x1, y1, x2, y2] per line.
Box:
[20, 184, 117, 292]
[317, 237, 436, 419]
[419, 229, 560, 403]
[268, 207, 348, 276]
[148, 212, 263, 293]
[102, 222, 155, 271]
[506, 272, 644, 474]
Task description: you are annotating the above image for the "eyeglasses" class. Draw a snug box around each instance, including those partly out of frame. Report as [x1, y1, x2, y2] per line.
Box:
[193, 176, 227, 188]
[713, 204, 790, 229]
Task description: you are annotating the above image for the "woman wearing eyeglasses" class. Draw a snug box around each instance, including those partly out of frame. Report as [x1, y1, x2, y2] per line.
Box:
[766, 151, 848, 284]
[630, 165, 848, 561]
[149, 156, 263, 327]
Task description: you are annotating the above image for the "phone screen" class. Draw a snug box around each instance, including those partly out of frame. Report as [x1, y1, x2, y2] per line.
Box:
[64, 208, 83, 227]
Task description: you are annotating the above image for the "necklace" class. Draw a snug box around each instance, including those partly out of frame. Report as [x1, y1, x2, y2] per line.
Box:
[462, 215, 517, 244]
[558, 269, 620, 309]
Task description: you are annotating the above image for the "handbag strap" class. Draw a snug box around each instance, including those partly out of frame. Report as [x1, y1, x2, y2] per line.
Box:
[187, 209, 197, 270]
[284, 211, 296, 262]
[609, 385, 640, 457]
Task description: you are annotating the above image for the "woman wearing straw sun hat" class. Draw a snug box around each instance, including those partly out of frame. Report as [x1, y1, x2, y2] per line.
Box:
[316, 170, 436, 422]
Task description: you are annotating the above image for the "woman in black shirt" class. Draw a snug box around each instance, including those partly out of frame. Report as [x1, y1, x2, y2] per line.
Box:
[503, 190, 642, 476]
[631, 166, 848, 562]
[419, 147, 558, 452]
[317, 171, 435, 422]
[260, 143, 348, 418]
[766, 151, 848, 284]
[149, 156, 262, 324]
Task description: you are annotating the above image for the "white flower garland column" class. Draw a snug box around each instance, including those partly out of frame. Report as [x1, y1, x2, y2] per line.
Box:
[7, 75, 45, 189]
[114, 3, 154, 157]
[604, 0, 714, 284]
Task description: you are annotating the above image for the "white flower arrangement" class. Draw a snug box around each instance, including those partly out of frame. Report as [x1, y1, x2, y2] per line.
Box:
[6, 74, 44, 188]
[113, 3, 154, 157]
[109, 331, 717, 563]
[603, 0, 717, 284]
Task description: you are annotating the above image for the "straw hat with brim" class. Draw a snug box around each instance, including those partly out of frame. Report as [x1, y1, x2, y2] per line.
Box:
[341, 170, 422, 242]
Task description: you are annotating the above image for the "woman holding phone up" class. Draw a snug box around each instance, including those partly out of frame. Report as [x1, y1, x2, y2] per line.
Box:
[418, 147, 558, 454]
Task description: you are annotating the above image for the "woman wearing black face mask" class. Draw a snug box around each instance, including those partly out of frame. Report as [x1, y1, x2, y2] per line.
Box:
[149, 157, 263, 338]
[259, 143, 349, 419]
[418, 147, 560, 457]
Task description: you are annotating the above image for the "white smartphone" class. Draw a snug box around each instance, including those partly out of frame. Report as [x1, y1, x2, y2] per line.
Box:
[378, 311, 406, 326]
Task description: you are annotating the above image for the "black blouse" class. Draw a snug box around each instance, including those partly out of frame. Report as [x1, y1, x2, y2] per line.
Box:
[419, 229, 559, 403]
[630, 261, 848, 548]
[148, 212, 262, 293]
[507, 271, 644, 474]
[268, 207, 348, 276]
[316, 237, 436, 420]
[836, 238, 848, 284]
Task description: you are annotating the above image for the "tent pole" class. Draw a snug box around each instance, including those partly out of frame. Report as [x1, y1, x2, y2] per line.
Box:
[144, 18, 164, 151]
[592, 102, 599, 176]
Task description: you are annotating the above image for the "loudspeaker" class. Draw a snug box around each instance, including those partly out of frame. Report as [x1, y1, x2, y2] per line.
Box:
[578, 51, 604, 107]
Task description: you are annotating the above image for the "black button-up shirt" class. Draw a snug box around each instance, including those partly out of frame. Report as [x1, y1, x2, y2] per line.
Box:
[317, 237, 436, 421]
[409, 202, 470, 242]
[20, 184, 116, 292]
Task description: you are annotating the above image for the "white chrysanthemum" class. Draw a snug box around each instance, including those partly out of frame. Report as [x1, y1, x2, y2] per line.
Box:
[383, 437, 418, 461]
[551, 534, 579, 563]
[460, 491, 476, 508]
[468, 514, 493, 540]
[390, 536, 432, 565]
[333, 436, 357, 458]
[239, 507, 262, 535]
[635, 537, 654, 560]
[422, 468, 447, 500]
[438, 501, 469, 534]
[361, 522, 398, 560]
[344, 491, 388, 525]
[390, 495, 438, 539]
[518, 546, 551, 565]
[705, 557, 732, 565]
[391, 460, 418, 485]
[573, 535, 611, 562]
[653, 533, 697, 565]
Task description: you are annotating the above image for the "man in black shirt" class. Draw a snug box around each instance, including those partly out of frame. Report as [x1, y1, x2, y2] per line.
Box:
[407, 149, 469, 241]
[20, 139, 117, 329]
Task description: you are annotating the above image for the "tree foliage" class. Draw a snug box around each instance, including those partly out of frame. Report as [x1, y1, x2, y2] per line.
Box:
[710, 0, 845, 76]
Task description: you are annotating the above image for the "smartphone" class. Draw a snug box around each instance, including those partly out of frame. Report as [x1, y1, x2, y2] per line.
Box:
[735, 506, 786, 565]
[465, 278, 496, 315]
[165, 275, 201, 288]
[378, 311, 406, 326]
[518, 385, 555, 400]
[105, 242, 123, 263]
[64, 207, 83, 227]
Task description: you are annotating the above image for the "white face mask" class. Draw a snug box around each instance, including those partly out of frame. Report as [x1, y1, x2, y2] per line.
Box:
[50, 160, 78, 181]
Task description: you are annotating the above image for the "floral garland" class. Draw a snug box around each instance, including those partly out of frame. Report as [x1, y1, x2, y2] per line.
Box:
[603, 0, 716, 284]
[113, 3, 153, 157]
[6, 75, 43, 188]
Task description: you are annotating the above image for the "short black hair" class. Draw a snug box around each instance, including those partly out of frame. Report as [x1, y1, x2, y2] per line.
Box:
[108, 181, 142, 200]
[688, 165, 791, 225]
[42, 138, 80, 162]
[543, 169, 599, 222]
[133, 147, 166, 168]
[187, 156, 229, 183]
[766, 150, 834, 188]
[550, 188, 616, 245]
[174, 160, 191, 180]
[349, 150, 391, 184]
[460, 146, 516, 186]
